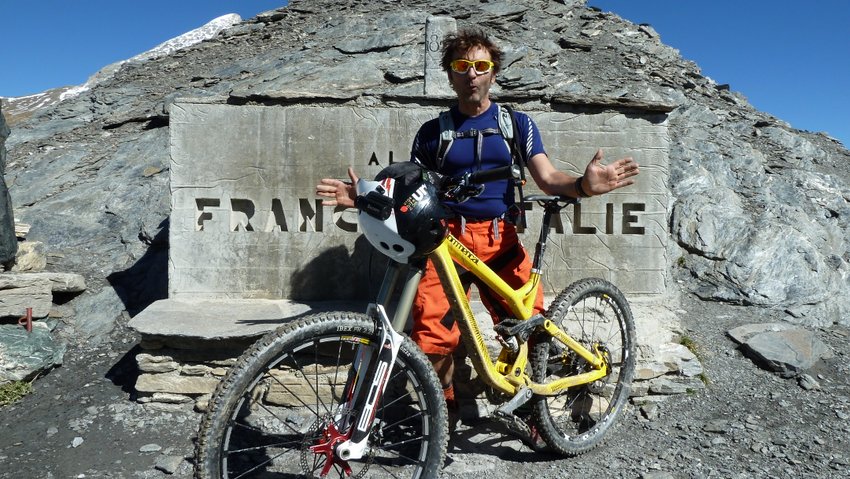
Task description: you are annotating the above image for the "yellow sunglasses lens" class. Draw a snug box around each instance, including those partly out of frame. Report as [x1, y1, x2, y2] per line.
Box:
[451, 59, 493, 74]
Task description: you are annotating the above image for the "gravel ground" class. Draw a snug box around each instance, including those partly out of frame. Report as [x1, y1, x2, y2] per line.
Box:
[1, 294, 849, 479]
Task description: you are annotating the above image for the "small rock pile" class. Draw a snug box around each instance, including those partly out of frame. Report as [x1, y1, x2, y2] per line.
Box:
[0, 223, 87, 385]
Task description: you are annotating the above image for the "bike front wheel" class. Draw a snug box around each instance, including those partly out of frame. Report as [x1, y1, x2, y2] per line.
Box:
[530, 277, 636, 456]
[195, 312, 448, 479]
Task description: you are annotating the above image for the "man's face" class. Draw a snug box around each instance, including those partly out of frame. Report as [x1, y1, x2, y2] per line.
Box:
[448, 46, 496, 108]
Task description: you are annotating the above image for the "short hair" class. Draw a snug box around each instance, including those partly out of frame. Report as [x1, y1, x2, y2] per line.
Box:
[440, 28, 504, 74]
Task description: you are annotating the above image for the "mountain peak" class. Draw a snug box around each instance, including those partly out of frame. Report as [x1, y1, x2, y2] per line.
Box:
[0, 13, 243, 124]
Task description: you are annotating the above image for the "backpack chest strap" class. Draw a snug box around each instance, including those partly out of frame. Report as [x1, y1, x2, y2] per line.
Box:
[453, 127, 501, 138]
[454, 128, 502, 170]
[437, 106, 513, 170]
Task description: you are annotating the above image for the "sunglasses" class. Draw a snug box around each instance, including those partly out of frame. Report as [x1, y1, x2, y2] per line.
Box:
[450, 59, 495, 74]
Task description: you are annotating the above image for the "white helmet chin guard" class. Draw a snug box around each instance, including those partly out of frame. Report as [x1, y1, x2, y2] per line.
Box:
[355, 163, 449, 263]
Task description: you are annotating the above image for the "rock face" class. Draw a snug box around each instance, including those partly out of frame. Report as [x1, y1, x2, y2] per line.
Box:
[0, 103, 16, 266]
[2, 0, 849, 351]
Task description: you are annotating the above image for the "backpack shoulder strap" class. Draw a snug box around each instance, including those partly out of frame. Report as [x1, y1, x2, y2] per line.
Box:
[499, 105, 528, 168]
[497, 104, 514, 141]
[500, 104, 529, 228]
[436, 110, 455, 171]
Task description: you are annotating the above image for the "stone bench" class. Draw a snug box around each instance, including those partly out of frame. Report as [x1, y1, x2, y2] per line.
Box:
[127, 297, 504, 409]
[128, 298, 361, 342]
[127, 298, 364, 408]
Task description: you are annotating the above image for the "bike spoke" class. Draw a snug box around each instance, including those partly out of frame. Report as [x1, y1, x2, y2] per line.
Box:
[532, 279, 635, 456]
[198, 315, 446, 478]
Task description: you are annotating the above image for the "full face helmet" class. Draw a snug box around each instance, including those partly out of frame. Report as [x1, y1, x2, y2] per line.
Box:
[355, 162, 449, 263]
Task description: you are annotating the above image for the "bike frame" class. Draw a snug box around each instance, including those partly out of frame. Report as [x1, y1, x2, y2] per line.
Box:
[427, 231, 609, 397]
[336, 196, 611, 459]
[378, 196, 611, 398]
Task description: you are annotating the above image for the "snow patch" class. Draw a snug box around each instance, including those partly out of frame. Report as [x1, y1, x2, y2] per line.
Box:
[6, 14, 243, 105]
[134, 14, 242, 62]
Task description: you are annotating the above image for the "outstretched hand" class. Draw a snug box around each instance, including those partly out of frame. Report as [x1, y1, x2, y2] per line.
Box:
[583, 149, 639, 196]
[316, 167, 359, 208]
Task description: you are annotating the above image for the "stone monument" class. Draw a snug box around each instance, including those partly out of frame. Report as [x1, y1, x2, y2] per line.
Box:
[128, 16, 685, 405]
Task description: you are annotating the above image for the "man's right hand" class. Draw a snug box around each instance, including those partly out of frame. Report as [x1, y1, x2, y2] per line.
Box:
[316, 167, 359, 208]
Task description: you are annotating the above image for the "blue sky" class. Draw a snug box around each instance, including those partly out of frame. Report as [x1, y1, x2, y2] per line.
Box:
[1, 1, 847, 147]
[0, 1, 285, 96]
[589, 1, 850, 147]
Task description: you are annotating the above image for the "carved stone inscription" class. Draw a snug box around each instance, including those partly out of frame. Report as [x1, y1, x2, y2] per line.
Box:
[169, 102, 669, 300]
[424, 16, 457, 97]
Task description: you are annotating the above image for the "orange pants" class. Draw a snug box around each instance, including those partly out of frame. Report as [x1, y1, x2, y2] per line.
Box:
[411, 218, 544, 356]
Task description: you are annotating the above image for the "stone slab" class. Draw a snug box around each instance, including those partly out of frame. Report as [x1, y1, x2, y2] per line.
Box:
[135, 373, 220, 395]
[26, 272, 87, 293]
[127, 298, 361, 341]
[424, 16, 456, 97]
[0, 274, 52, 318]
[128, 297, 503, 342]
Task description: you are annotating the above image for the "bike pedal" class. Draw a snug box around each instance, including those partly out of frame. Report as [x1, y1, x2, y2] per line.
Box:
[491, 412, 549, 452]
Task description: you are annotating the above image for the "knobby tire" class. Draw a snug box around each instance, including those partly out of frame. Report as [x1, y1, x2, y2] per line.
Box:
[195, 312, 448, 479]
[530, 277, 636, 456]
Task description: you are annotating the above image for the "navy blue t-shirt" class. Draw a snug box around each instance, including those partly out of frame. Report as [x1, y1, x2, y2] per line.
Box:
[409, 103, 546, 219]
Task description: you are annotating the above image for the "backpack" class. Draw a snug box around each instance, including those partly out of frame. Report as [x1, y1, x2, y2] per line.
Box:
[435, 104, 529, 227]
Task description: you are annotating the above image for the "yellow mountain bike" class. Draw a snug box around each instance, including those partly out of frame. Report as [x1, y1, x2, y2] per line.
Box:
[195, 162, 636, 478]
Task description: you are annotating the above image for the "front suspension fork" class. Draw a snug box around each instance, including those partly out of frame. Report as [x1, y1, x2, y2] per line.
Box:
[332, 262, 424, 461]
[333, 303, 403, 461]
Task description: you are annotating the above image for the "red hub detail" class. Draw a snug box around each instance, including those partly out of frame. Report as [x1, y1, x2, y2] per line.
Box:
[309, 422, 353, 477]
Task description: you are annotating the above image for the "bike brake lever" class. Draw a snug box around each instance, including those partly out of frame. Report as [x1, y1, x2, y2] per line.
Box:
[443, 172, 484, 203]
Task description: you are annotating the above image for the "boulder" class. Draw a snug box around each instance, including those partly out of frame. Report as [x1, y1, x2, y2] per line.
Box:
[0, 322, 65, 384]
[730, 323, 833, 377]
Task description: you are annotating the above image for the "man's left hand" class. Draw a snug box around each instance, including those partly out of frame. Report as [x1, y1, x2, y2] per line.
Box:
[583, 149, 639, 195]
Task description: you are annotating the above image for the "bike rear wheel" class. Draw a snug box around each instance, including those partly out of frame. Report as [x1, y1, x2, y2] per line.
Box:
[195, 312, 447, 478]
[530, 277, 636, 456]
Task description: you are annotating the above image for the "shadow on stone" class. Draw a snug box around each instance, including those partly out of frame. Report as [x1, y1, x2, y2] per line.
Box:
[289, 236, 389, 302]
[107, 219, 169, 317]
[105, 343, 143, 398]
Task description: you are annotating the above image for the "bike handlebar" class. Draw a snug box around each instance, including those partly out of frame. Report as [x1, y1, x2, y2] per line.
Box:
[441, 165, 521, 203]
[467, 164, 521, 185]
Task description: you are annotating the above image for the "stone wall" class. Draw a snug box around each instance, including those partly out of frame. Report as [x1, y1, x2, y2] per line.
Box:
[132, 301, 706, 412]
[168, 101, 670, 301]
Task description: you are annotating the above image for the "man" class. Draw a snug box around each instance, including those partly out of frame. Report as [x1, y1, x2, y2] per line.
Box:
[317, 29, 639, 419]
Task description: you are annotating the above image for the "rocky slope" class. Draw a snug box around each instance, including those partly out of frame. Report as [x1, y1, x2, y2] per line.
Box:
[1, 0, 849, 476]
